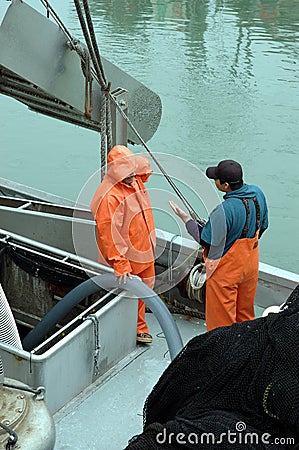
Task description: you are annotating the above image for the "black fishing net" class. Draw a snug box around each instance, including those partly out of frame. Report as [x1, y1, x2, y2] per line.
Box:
[5, 245, 88, 287]
[124, 284, 299, 449]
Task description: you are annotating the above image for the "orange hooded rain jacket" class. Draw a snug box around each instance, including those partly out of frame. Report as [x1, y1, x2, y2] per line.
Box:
[90, 145, 156, 277]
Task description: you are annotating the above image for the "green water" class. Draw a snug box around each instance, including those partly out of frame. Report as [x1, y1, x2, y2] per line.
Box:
[0, 0, 298, 273]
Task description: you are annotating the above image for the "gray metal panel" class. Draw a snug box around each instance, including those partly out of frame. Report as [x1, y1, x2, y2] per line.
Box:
[53, 313, 206, 450]
[0, 207, 80, 256]
[0, 0, 162, 143]
[256, 262, 299, 308]
[0, 177, 78, 206]
[102, 56, 162, 144]
[0, 295, 137, 413]
[0, 0, 99, 114]
[0, 204, 200, 267]
[1, 203, 298, 310]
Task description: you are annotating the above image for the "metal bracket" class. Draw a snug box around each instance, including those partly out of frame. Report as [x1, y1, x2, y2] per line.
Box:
[110, 88, 128, 146]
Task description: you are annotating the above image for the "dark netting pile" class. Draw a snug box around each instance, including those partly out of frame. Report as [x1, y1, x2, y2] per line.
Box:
[124, 284, 299, 449]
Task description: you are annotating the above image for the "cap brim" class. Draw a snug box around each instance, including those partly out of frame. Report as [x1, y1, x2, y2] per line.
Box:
[206, 167, 218, 179]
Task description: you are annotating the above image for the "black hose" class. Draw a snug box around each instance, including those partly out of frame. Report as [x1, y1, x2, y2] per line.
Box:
[22, 274, 184, 360]
[0, 421, 18, 449]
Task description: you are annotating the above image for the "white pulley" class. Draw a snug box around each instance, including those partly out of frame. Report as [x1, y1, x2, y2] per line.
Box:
[186, 262, 206, 303]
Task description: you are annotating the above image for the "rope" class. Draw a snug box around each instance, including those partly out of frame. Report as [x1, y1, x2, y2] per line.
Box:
[82, 0, 106, 84]
[38, 0, 104, 91]
[39, 0, 74, 43]
[105, 84, 113, 154]
[83, 50, 93, 119]
[109, 94, 206, 226]
[167, 235, 177, 284]
[73, 0, 113, 175]
[73, 0, 105, 88]
[170, 246, 201, 272]
[100, 87, 108, 179]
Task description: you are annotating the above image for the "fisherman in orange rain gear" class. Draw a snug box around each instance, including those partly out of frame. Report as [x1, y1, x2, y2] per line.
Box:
[90, 145, 156, 344]
[170, 160, 268, 331]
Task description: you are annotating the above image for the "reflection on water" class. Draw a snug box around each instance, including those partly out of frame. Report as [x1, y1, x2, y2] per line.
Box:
[0, 0, 298, 272]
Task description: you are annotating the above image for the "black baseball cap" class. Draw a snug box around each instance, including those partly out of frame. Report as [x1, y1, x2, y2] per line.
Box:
[206, 160, 243, 183]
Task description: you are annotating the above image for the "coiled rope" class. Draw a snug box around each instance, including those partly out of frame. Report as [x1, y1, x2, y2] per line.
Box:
[186, 262, 206, 303]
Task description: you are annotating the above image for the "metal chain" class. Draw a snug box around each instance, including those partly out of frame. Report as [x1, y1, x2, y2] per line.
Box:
[105, 86, 113, 153]
[84, 314, 101, 376]
[100, 93, 107, 180]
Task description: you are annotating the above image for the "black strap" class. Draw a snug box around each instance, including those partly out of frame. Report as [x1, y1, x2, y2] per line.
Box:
[240, 197, 260, 238]
[253, 196, 261, 230]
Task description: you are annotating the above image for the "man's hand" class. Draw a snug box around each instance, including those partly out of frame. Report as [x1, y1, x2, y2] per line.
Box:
[169, 201, 190, 223]
[115, 272, 133, 284]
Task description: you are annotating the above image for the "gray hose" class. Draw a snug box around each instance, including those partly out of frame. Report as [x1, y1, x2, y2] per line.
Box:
[22, 274, 183, 360]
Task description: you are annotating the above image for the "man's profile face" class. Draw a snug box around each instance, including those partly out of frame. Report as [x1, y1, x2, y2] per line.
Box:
[215, 178, 230, 192]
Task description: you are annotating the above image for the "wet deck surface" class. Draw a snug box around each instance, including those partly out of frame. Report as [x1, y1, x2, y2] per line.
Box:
[53, 313, 206, 450]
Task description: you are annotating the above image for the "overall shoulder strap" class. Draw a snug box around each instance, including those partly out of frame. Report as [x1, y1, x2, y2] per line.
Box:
[253, 196, 261, 231]
[240, 197, 261, 238]
[240, 198, 250, 238]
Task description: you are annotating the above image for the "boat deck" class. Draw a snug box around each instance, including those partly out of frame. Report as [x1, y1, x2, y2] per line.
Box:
[53, 313, 206, 450]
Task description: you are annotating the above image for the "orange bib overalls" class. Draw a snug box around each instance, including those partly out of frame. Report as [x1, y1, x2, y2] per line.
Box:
[204, 197, 260, 331]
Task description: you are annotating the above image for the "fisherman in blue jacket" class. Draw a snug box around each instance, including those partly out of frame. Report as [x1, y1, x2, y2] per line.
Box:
[170, 160, 268, 331]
